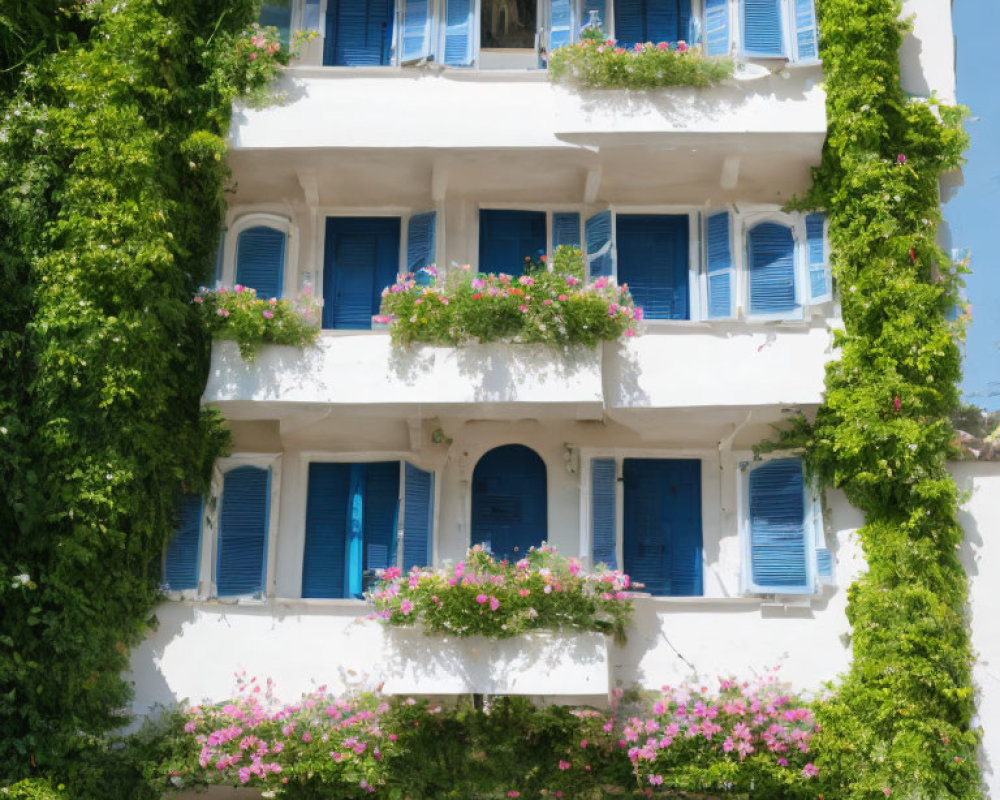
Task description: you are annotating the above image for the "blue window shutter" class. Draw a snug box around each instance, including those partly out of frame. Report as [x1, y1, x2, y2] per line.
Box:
[407, 211, 436, 273]
[444, 0, 474, 65]
[614, 0, 692, 48]
[616, 214, 689, 320]
[164, 493, 202, 591]
[794, 0, 817, 60]
[403, 463, 434, 570]
[623, 459, 702, 596]
[585, 210, 614, 279]
[613, 0, 644, 48]
[361, 462, 401, 590]
[704, 0, 730, 55]
[401, 0, 433, 61]
[235, 226, 285, 300]
[325, 0, 394, 66]
[304, 0, 322, 31]
[260, 1, 292, 46]
[478, 210, 547, 276]
[591, 459, 617, 570]
[705, 211, 733, 318]
[324, 217, 400, 330]
[471, 445, 547, 562]
[748, 221, 797, 315]
[217, 466, 270, 597]
[549, 0, 574, 50]
[552, 212, 581, 249]
[816, 547, 833, 585]
[742, 0, 783, 57]
[302, 463, 351, 598]
[806, 213, 831, 302]
[748, 458, 810, 592]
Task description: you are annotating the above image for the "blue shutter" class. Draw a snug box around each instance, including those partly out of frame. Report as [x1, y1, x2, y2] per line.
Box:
[479, 210, 547, 276]
[324, 217, 401, 330]
[260, 1, 292, 47]
[742, 0, 783, 57]
[623, 459, 702, 596]
[346, 466, 365, 598]
[302, 463, 351, 598]
[236, 226, 285, 300]
[613, 0, 693, 47]
[407, 211, 437, 273]
[794, 0, 817, 60]
[705, 211, 733, 318]
[549, 0, 574, 50]
[704, 0, 730, 55]
[591, 459, 617, 570]
[552, 212, 581, 249]
[401, 0, 433, 61]
[613, 0, 644, 48]
[582, 0, 608, 34]
[748, 458, 810, 592]
[444, 0, 474, 65]
[217, 466, 270, 597]
[585, 210, 614, 279]
[616, 214, 689, 320]
[471, 445, 548, 562]
[816, 548, 833, 585]
[361, 462, 401, 591]
[325, 0, 394, 66]
[164, 493, 202, 591]
[806, 213, 831, 302]
[304, 0, 322, 31]
[403, 463, 434, 570]
[748, 221, 797, 315]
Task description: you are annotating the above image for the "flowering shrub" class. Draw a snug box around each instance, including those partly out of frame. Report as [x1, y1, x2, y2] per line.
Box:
[378, 247, 641, 347]
[548, 38, 733, 89]
[368, 544, 633, 643]
[196, 285, 320, 360]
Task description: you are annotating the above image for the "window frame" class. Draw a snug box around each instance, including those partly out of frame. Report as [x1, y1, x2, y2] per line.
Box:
[738, 208, 811, 322]
[223, 213, 295, 299]
[736, 0, 818, 63]
[474, 203, 585, 274]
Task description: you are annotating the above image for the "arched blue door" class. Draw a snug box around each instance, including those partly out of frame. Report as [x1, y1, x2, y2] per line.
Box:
[471, 445, 547, 561]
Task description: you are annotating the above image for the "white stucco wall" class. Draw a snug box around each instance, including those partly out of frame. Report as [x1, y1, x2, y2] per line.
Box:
[900, 0, 957, 104]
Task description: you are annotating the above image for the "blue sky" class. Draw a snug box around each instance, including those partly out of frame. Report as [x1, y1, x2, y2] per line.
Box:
[947, 0, 1000, 409]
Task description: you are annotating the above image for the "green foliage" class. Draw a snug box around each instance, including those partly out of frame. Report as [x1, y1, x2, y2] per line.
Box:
[196, 284, 321, 360]
[379, 248, 640, 347]
[548, 39, 733, 89]
[0, 0, 282, 791]
[368, 545, 634, 644]
[775, 0, 982, 798]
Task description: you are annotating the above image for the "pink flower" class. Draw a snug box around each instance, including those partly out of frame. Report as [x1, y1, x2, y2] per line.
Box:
[648, 775, 664, 786]
[267, 42, 280, 55]
[677, 41, 688, 51]
[558, 760, 571, 770]
[896, 153, 907, 165]
[234, 284, 244, 293]
[193, 295, 203, 304]
[634, 307, 644, 321]
[400, 599, 414, 615]
[476, 594, 488, 604]
[508, 793, 520, 798]
[657, 41, 669, 50]
[568, 559, 581, 575]
[472, 278, 486, 289]
[893, 396, 901, 410]
[519, 276, 534, 286]
[882, 789, 892, 797]
[262, 310, 274, 319]
[802, 763, 819, 778]
[633, 42, 644, 51]
[558, 294, 568, 301]
[217, 308, 230, 317]
[302, 732, 312, 743]
[519, 304, 529, 313]
[566, 275, 580, 286]
[624, 329, 636, 337]
[489, 596, 500, 611]
[518, 588, 530, 597]
[543, 298, 554, 306]
[249, 52, 258, 60]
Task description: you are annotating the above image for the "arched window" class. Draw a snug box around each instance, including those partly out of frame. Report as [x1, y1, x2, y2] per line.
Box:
[235, 225, 286, 300]
[471, 445, 547, 561]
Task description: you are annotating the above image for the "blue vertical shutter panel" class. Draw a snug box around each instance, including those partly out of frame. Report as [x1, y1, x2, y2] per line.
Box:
[794, 0, 817, 59]
[549, 0, 574, 50]
[591, 459, 618, 570]
[302, 463, 352, 598]
[704, 0, 729, 55]
[706, 211, 733, 318]
[614, 0, 691, 48]
[444, 0, 474, 65]
[742, 0, 783, 57]
[324, 217, 400, 330]
[361, 462, 401, 590]
[806, 213, 831, 302]
[401, 0, 433, 61]
[614, 0, 645, 48]
[403, 463, 434, 570]
[748, 459, 810, 592]
[164, 493, 202, 591]
[236, 226, 285, 300]
[748, 222, 797, 315]
[471, 445, 547, 562]
[552, 212, 581, 249]
[217, 467, 270, 597]
[325, 0, 393, 66]
[479, 210, 547, 276]
[407, 211, 436, 273]
[585, 210, 614, 279]
[616, 214, 689, 320]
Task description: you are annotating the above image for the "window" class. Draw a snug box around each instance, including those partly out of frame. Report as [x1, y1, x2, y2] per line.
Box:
[482, 0, 537, 48]
[324, 0, 395, 65]
[614, 0, 693, 50]
[471, 445, 547, 561]
[746, 220, 796, 316]
[217, 466, 272, 597]
[235, 226, 287, 300]
[589, 457, 703, 597]
[616, 214, 689, 320]
[164, 493, 203, 592]
[740, 0, 817, 60]
[323, 216, 401, 329]
[479, 210, 547, 276]
[260, 1, 292, 48]
[302, 461, 434, 598]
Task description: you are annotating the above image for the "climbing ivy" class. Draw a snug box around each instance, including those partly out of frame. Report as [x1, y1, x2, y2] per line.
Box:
[781, 1, 981, 798]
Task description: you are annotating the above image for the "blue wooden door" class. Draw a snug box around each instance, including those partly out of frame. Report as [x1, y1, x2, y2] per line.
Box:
[623, 458, 701, 595]
[471, 445, 547, 561]
[614, 0, 692, 48]
[324, 0, 395, 65]
[616, 214, 689, 320]
[323, 217, 400, 330]
[478, 210, 547, 276]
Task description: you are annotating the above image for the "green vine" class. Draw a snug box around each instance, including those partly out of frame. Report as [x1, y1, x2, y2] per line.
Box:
[781, 1, 981, 798]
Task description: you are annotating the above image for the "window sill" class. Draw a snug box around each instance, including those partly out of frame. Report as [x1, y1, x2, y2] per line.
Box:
[285, 64, 550, 82]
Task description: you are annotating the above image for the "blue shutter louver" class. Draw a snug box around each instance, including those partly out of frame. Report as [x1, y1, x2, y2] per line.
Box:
[748, 221, 797, 315]
[585, 210, 614, 279]
[794, 0, 818, 60]
[302, 463, 352, 598]
[616, 214, 689, 320]
[479, 210, 547, 276]
[324, 217, 400, 330]
[361, 462, 401, 590]
[704, 0, 730, 56]
[407, 211, 437, 273]
[549, 0, 574, 51]
[591, 459, 618, 570]
[742, 0, 783, 57]
[217, 466, 270, 597]
[401, 0, 433, 62]
[748, 459, 810, 592]
[403, 463, 434, 570]
[164, 493, 202, 591]
[235, 226, 285, 300]
[444, 0, 474, 65]
[552, 212, 581, 249]
[614, 0, 691, 49]
[806, 213, 831, 302]
[706, 211, 733, 318]
[325, 0, 393, 66]
[613, 0, 645, 48]
[471, 445, 547, 562]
